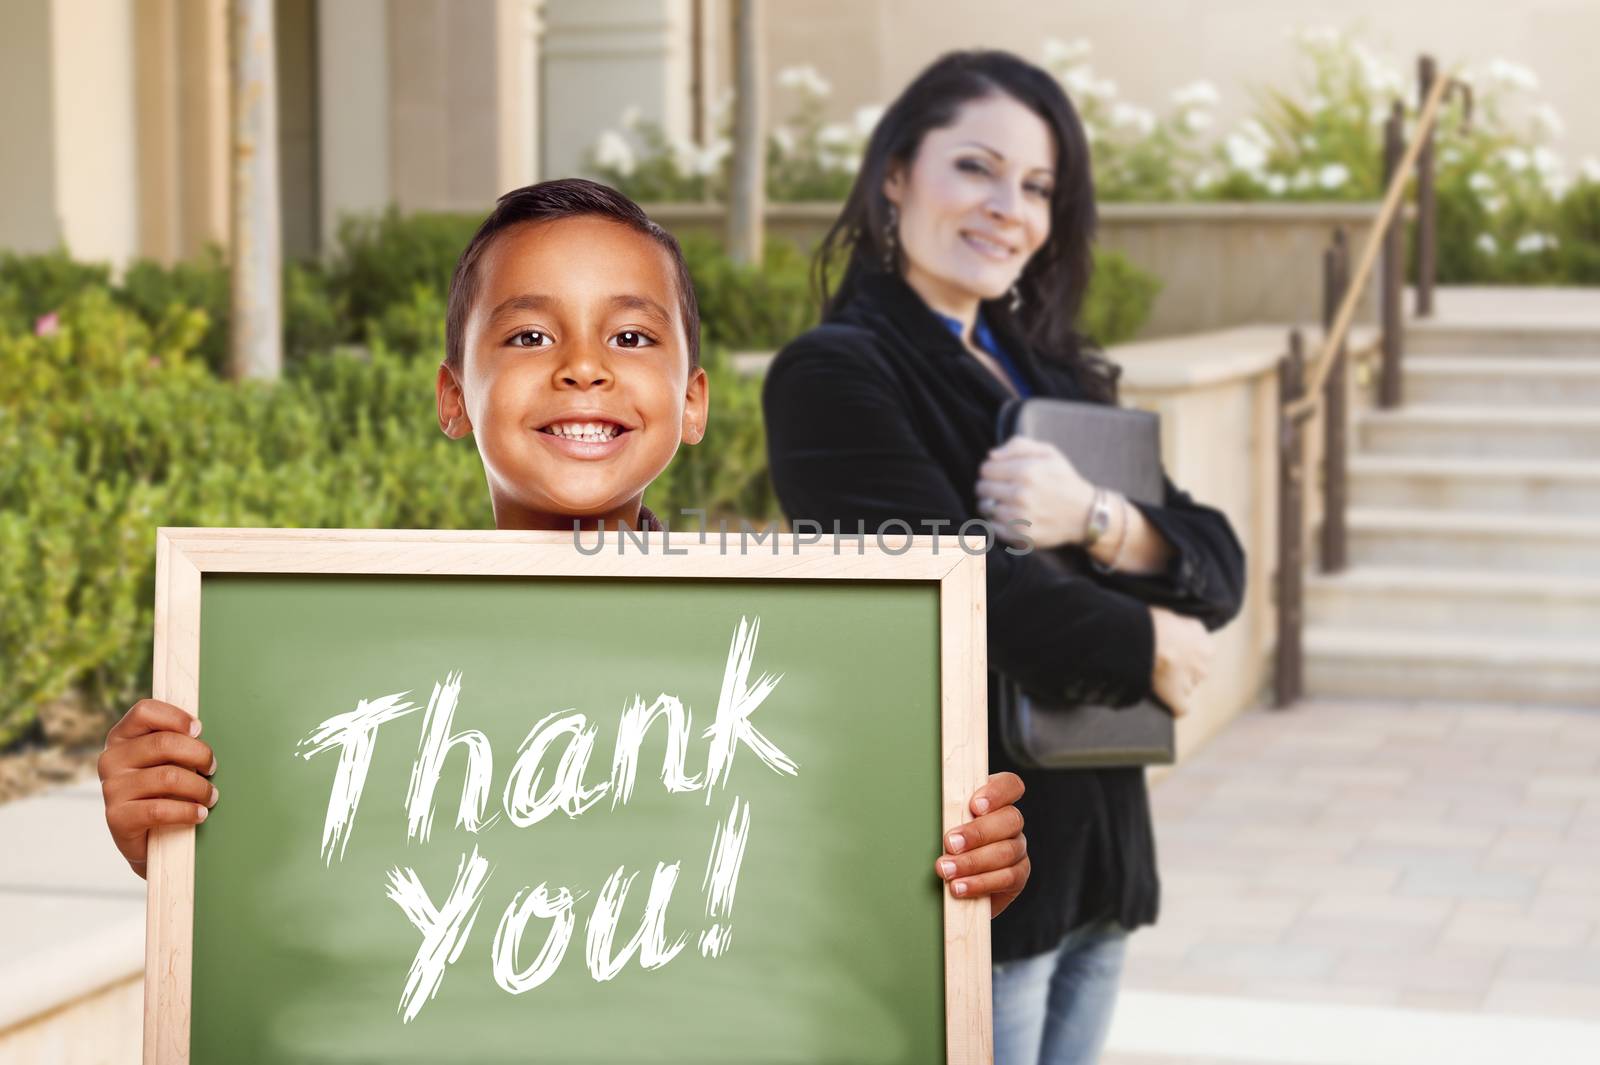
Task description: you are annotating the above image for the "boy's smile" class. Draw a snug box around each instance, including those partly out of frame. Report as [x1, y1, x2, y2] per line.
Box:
[437, 215, 708, 531]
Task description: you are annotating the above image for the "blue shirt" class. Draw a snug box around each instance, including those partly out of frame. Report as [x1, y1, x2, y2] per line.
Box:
[933, 310, 1035, 397]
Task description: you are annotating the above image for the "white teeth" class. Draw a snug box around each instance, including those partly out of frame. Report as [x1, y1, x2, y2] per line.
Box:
[964, 232, 1012, 258]
[546, 420, 620, 441]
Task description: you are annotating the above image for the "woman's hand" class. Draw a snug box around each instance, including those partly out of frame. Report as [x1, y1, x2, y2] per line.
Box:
[934, 772, 1030, 918]
[100, 699, 218, 879]
[1149, 606, 1214, 718]
[976, 437, 1096, 550]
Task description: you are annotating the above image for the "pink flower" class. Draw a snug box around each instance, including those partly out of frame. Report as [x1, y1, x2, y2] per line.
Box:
[34, 312, 59, 337]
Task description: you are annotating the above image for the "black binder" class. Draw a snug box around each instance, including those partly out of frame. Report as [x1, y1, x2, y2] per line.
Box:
[994, 396, 1176, 768]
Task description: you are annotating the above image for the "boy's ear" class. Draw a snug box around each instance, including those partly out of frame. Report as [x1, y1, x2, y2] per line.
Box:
[680, 366, 709, 446]
[436, 362, 473, 438]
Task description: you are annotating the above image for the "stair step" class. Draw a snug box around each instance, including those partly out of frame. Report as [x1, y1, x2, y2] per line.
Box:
[1306, 566, 1600, 640]
[1304, 627, 1600, 706]
[1347, 455, 1600, 515]
[1406, 321, 1600, 356]
[1346, 507, 1600, 574]
[1357, 405, 1600, 459]
[1404, 356, 1600, 406]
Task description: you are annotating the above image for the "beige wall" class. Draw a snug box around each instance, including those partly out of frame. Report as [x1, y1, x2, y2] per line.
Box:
[0, 0, 141, 265]
[0, 0, 62, 255]
[743, 0, 1600, 176]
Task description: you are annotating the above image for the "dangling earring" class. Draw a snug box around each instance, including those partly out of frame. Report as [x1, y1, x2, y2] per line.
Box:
[881, 203, 899, 272]
[1008, 282, 1023, 313]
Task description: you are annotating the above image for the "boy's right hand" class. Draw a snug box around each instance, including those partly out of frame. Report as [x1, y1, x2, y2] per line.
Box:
[99, 699, 218, 879]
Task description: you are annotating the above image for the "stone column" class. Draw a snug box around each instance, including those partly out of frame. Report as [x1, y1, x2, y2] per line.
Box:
[539, 0, 695, 181]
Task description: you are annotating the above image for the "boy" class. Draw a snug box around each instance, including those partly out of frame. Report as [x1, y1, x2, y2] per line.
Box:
[99, 178, 1029, 915]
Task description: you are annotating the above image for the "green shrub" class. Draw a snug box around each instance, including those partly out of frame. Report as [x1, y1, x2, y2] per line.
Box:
[326, 208, 483, 330]
[682, 234, 816, 350]
[0, 250, 112, 334]
[1083, 250, 1161, 347]
[1555, 179, 1600, 284]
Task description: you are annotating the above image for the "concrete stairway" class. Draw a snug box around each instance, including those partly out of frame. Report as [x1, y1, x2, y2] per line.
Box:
[1303, 289, 1600, 707]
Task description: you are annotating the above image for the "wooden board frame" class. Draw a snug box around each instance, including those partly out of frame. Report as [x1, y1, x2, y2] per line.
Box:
[144, 526, 992, 1063]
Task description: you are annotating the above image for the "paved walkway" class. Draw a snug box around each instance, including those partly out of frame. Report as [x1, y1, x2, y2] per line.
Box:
[1103, 697, 1600, 1064]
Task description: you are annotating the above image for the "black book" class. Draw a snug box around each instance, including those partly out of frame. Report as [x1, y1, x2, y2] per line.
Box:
[994, 396, 1176, 768]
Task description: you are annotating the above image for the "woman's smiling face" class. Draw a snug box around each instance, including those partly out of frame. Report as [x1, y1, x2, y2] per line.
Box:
[884, 92, 1057, 308]
[437, 215, 708, 529]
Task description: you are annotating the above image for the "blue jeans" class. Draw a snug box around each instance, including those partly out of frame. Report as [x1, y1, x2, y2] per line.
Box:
[992, 919, 1129, 1065]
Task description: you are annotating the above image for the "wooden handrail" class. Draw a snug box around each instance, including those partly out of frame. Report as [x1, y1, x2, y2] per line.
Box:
[1284, 69, 1457, 423]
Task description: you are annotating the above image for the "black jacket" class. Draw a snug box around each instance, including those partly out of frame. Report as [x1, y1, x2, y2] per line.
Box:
[761, 269, 1246, 960]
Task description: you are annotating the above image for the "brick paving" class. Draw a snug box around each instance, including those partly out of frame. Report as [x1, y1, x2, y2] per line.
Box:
[1101, 697, 1600, 1063]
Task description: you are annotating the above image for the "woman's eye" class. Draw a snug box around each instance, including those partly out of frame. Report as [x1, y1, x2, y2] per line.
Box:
[509, 330, 549, 348]
[1027, 184, 1053, 199]
[957, 158, 990, 176]
[613, 330, 656, 349]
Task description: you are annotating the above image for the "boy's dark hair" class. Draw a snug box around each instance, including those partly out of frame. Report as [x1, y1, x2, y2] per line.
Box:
[445, 178, 700, 372]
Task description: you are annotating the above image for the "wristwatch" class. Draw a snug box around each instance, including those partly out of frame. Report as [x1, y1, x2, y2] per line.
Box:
[1081, 487, 1114, 547]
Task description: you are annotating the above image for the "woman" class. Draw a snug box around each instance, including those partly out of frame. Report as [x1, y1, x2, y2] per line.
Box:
[760, 50, 1246, 1065]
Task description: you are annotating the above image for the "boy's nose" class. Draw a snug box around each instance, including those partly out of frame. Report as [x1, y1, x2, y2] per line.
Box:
[552, 345, 614, 387]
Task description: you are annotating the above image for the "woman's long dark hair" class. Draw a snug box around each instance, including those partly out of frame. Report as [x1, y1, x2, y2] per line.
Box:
[814, 49, 1119, 403]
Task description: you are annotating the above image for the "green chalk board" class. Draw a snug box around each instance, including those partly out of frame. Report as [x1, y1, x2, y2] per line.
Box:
[143, 530, 991, 1064]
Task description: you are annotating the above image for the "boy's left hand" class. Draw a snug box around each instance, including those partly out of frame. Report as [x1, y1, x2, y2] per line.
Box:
[935, 772, 1029, 918]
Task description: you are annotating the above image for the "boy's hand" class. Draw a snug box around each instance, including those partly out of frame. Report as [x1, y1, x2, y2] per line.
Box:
[99, 699, 217, 879]
[934, 772, 1029, 918]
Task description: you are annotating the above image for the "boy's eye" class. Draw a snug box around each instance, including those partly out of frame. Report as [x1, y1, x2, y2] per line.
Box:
[509, 330, 549, 348]
[613, 330, 656, 349]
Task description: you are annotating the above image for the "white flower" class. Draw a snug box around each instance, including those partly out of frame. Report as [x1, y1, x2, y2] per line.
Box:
[1441, 146, 1462, 166]
[1533, 103, 1565, 138]
[1369, 102, 1393, 127]
[1224, 133, 1268, 173]
[1353, 43, 1403, 94]
[1264, 172, 1289, 196]
[1532, 145, 1562, 175]
[777, 65, 831, 97]
[1089, 76, 1118, 100]
[1060, 64, 1098, 98]
[1306, 93, 1328, 115]
[771, 125, 797, 156]
[1515, 231, 1556, 254]
[852, 105, 885, 138]
[1481, 194, 1505, 215]
[1544, 172, 1571, 199]
[1581, 156, 1600, 184]
[1184, 109, 1213, 133]
[1475, 233, 1498, 255]
[1240, 118, 1271, 146]
[1171, 80, 1221, 108]
[1468, 172, 1495, 193]
[1043, 37, 1092, 66]
[593, 130, 636, 177]
[1318, 162, 1350, 190]
[1111, 102, 1155, 136]
[1499, 146, 1530, 173]
[695, 138, 731, 176]
[668, 137, 699, 176]
[1193, 168, 1217, 191]
[1485, 58, 1539, 92]
[1299, 133, 1318, 150]
[1291, 168, 1314, 190]
[817, 122, 854, 148]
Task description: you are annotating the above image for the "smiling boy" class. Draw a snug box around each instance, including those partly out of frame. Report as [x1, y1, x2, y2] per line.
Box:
[436, 180, 706, 532]
[99, 178, 1029, 924]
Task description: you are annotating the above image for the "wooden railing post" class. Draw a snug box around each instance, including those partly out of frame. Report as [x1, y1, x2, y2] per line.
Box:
[1275, 330, 1307, 708]
[1380, 101, 1406, 409]
[1320, 228, 1349, 573]
[1415, 55, 1438, 317]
